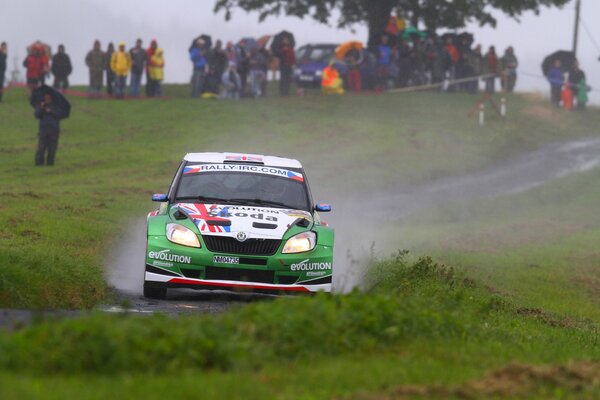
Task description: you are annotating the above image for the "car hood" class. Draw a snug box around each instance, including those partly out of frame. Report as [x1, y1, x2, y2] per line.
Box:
[173, 203, 313, 240]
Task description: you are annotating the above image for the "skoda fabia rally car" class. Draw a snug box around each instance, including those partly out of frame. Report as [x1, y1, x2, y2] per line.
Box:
[144, 152, 334, 299]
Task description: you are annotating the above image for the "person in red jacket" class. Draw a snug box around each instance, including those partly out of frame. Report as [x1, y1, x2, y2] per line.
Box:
[277, 37, 295, 96]
[23, 45, 46, 95]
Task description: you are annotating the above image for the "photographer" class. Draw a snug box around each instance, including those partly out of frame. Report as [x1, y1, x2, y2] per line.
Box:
[34, 93, 62, 166]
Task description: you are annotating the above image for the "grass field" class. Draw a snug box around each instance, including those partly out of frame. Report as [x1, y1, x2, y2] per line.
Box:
[1, 84, 600, 398]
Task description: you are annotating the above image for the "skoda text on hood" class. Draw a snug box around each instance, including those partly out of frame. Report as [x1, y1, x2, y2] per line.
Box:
[176, 203, 313, 239]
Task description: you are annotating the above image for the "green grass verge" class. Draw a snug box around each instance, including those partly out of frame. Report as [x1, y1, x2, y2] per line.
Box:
[1, 255, 600, 399]
[388, 163, 600, 322]
[2, 85, 599, 308]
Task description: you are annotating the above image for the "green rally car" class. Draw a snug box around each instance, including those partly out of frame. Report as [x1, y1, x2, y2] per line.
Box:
[144, 152, 334, 299]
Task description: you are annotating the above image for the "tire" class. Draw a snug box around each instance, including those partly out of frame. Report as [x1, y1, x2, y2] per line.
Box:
[143, 284, 167, 299]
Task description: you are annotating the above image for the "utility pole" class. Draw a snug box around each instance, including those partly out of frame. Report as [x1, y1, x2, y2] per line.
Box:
[572, 0, 581, 58]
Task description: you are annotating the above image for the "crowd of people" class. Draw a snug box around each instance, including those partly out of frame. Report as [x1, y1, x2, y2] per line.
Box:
[0, 22, 592, 108]
[322, 34, 520, 96]
[3, 39, 165, 99]
[0, 30, 522, 102]
[547, 59, 589, 110]
[188, 35, 295, 99]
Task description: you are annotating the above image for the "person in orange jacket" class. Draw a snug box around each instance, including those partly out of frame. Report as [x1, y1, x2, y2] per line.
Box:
[321, 61, 344, 95]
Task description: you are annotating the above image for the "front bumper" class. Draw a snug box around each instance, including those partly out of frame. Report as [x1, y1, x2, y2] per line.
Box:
[145, 267, 332, 293]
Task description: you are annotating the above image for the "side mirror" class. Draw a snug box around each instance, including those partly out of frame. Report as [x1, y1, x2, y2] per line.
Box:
[315, 203, 332, 212]
[152, 193, 168, 202]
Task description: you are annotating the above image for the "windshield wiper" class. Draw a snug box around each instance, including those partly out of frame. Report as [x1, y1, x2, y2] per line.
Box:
[228, 198, 296, 209]
[175, 196, 241, 204]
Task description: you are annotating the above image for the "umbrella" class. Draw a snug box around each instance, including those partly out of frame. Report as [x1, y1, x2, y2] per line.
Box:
[27, 41, 52, 57]
[457, 32, 474, 47]
[271, 31, 295, 54]
[335, 41, 364, 60]
[238, 37, 257, 52]
[401, 26, 426, 40]
[440, 32, 457, 44]
[257, 35, 272, 49]
[542, 50, 576, 75]
[30, 85, 71, 120]
[189, 34, 212, 52]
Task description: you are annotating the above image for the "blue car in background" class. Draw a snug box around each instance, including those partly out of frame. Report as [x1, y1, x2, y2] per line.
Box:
[294, 44, 348, 88]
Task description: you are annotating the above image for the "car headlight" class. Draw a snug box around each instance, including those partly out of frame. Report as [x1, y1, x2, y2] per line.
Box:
[295, 68, 302, 75]
[315, 70, 323, 77]
[166, 223, 201, 248]
[282, 231, 316, 254]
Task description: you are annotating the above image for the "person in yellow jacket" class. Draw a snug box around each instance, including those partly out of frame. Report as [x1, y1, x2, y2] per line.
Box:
[148, 48, 165, 97]
[110, 42, 132, 98]
[321, 61, 345, 95]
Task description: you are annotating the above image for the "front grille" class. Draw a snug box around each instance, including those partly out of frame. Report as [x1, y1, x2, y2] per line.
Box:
[203, 236, 281, 256]
[278, 275, 298, 285]
[181, 268, 201, 279]
[205, 266, 274, 284]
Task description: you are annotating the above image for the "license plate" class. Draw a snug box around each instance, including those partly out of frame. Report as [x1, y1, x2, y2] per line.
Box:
[213, 256, 240, 264]
[299, 75, 314, 82]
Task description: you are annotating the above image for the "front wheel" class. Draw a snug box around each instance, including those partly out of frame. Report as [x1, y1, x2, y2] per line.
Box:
[143, 284, 167, 299]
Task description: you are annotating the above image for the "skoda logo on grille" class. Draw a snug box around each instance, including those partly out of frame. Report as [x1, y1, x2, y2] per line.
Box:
[236, 232, 248, 242]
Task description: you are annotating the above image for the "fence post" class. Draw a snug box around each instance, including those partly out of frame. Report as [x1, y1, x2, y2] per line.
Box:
[479, 103, 485, 126]
[501, 97, 507, 117]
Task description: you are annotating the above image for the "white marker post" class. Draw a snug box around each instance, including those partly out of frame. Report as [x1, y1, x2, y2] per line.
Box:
[501, 97, 507, 117]
[479, 103, 485, 126]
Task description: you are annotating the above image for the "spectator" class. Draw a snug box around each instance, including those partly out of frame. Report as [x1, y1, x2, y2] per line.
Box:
[248, 47, 267, 97]
[237, 40, 250, 96]
[225, 41, 238, 66]
[376, 35, 392, 90]
[445, 38, 460, 91]
[259, 47, 271, 97]
[500, 46, 519, 93]
[468, 44, 483, 93]
[148, 48, 165, 97]
[51, 44, 72, 92]
[129, 38, 147, 97]
[85, 40, 105, 98]
[208, 40, 228, 95]
[482, 46, 498, 93]
[546, 59, 563, 108]
[221, 62, 241, 99]
[431, 38, 447, 85]
[321, 61, 344, 95]
[24, 44, 46, 95]
[345, 49, 362, 91]
[277, 37, 295, 96]
[111, 42, 132, 99]
[105, 42, 115, 96]
[189, 39, 208, 98]
[34, 93, 61, 166]
[145, 39, 158, 96]
[0, 42, 6, 102]
[568, 60, 587, 110]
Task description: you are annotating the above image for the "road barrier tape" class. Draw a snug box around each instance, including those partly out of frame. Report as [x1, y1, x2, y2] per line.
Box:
[387, 73, 498, 94]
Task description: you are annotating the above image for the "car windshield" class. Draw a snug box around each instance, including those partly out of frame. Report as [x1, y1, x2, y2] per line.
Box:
[176, 166, 310, 211]
[306, 47, 335, 62]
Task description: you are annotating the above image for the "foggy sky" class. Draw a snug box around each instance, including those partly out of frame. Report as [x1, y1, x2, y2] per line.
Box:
[2, 0, 599, 102]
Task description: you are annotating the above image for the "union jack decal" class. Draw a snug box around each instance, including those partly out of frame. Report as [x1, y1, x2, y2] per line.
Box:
[177, 203, 231, 233]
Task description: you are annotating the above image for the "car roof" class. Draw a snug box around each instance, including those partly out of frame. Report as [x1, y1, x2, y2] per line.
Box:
[184, 152, 303, 169]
